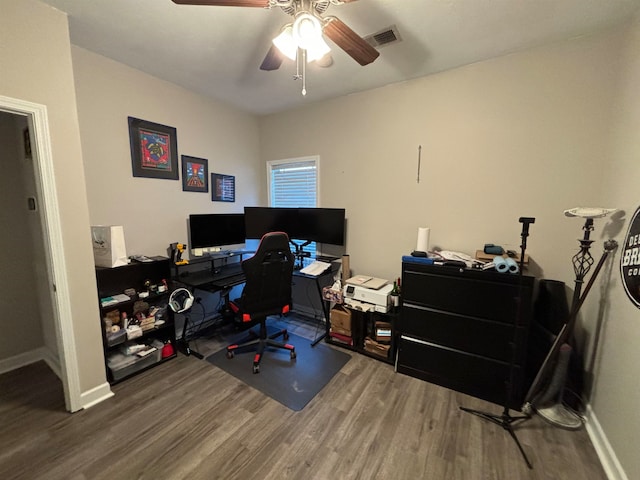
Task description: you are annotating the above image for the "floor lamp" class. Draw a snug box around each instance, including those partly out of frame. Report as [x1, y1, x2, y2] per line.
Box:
[523, 207, 617, 429]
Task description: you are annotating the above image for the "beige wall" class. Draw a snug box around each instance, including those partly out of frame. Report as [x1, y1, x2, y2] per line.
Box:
[71, 47, 263, 256]
[259, 29, 623, 288]
[0, 113, 44, 359]
[0, 0, 106, 395]
[587, 15, 640, 480]
[260, 24, 636, 479]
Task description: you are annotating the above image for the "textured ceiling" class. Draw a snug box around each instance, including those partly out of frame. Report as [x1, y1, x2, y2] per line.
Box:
[39, 0, 640, 115]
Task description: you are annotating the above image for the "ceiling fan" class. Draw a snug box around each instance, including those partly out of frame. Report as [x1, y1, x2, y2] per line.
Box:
[171, 0, 380, 71]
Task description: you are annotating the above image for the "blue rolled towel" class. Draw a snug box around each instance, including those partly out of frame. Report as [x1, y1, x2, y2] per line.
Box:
[505, 257, 519, 274]
[493, 256, 509, 273]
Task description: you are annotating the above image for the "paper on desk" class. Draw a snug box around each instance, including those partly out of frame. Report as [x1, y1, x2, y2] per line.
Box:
[300, 260, 331, 276]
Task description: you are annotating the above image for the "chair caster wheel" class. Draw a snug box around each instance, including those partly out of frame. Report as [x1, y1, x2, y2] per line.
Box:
[290, 350, 296, 360]
[253, 364, 260, 374]
[226, 350, 234, 359]
[283, 332, 289, 340]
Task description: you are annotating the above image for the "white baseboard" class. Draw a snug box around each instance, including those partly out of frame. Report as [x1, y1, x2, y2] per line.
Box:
[41, 346, 61, 378]
[585, 404, 629, 480]
[0, 347, 47, 375]
[0, 348, 113, 411]
[80, 382, 114, 409]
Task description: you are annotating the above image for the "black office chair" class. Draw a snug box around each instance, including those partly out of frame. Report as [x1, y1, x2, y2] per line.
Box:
[226, 231, 296, 373]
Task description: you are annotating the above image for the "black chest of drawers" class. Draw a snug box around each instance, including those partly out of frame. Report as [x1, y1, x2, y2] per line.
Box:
[397, 262, 536, 409]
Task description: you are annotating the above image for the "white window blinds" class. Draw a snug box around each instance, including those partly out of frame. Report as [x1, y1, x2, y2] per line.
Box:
[268, 157, 318, 258]
[269, 159, 317, 208]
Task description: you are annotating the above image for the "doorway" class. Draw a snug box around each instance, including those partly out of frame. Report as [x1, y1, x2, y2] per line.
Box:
[0, 95, 82, 412]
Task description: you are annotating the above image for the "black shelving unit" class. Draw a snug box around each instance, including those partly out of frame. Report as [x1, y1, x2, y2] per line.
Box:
[326, 303, 399, 365]
[95, 257, 177, 384]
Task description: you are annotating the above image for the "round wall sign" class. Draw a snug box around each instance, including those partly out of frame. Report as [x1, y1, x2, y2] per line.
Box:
[620, 206, 640, 308]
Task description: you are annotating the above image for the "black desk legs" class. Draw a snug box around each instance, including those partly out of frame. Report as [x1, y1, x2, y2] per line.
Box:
[179, 313, 204, 359]
[311, 277, 328, 347]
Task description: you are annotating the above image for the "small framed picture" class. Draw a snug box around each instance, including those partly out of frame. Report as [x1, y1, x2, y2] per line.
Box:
[211, 173, 235, 202]
[181, 155, 209, 193]
[128, 116, 179, 180]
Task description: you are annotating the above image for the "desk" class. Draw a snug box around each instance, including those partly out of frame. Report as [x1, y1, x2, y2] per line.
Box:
[172, 250, 253, 285]
[171, 253, 252, 357]
[292, 268, 336, 346]
[172, 254, 337, 351]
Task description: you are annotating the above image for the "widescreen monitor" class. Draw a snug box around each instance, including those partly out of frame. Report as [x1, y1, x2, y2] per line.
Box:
[244, 207, 345, 245]
[188, 213, 246, 249]
[298, 208, 346, 246]
[244, 207, 296, 240]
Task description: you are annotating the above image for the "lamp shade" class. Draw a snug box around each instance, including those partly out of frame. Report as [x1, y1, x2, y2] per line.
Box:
[272, 24, 297, 61]
[292, 13, 323, 50]
[305, 36, 331, 62]
[273, 18, 331, 63]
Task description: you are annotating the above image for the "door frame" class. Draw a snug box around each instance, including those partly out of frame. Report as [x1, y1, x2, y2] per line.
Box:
[0, 95, 81, 412]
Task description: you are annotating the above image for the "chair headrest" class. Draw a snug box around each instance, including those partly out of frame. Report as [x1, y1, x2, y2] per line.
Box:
[256, 231, 290, 251]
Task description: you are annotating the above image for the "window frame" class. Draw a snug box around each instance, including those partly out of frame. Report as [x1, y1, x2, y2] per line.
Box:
[266, 156, 320, 259]
[266, 155, 320, 208]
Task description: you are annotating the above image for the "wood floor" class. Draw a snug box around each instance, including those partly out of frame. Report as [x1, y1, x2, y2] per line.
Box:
[0, 315, 607, 480]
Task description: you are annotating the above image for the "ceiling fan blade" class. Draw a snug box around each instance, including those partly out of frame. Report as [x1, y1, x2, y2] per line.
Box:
[323, 17, 379, 66]
[172, 0, 269, 7]
[260, 45, 284, 71]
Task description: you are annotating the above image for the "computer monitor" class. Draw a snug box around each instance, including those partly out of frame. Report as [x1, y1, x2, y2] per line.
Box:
[298, 208, 346, 245]
[188, 213, 246, 249]
[244, 207, 293, 239]
[244, 207, 345, 246]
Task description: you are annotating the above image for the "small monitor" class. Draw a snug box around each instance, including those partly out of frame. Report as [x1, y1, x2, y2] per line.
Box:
[298, 208, 346, 245]
[188, 213, 246, 249]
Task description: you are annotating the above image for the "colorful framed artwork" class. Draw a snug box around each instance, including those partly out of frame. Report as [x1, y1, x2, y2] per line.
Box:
[128, 116, 178, 180]
[211, 173, 235, 202]
[181, 155, 209, 193]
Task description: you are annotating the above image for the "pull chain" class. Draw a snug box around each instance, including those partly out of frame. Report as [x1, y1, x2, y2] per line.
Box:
[302, 49, 307, 96]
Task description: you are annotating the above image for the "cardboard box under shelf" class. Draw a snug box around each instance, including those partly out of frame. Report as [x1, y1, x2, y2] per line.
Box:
[364, 337, 390, 358]
[374, 321, 392, 343]
[330, 325, 351, 337]
[330, 305, 352, 334]
[329, 330, 353, 346]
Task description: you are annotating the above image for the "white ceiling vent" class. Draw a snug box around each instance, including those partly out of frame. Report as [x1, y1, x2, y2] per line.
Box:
[364, 25, 402, 48]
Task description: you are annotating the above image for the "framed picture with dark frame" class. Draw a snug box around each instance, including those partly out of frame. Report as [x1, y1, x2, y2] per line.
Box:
[128, 116, 179, 180]
[181, 155, 209, 192]
[211, 173, 235, 202]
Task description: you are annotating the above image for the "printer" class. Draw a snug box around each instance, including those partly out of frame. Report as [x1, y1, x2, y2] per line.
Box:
[343, 280, 393, 313]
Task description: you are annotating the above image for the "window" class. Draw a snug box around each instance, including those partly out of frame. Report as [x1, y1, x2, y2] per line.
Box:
[267, 156, 318, 256]
[268, 156, 318, 208]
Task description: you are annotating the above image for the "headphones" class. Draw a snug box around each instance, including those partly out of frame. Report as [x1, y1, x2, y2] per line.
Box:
[169, 287, 194, 313]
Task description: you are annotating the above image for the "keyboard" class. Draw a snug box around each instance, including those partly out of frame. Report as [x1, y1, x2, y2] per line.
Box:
[210, 273, 246, 288]
[181, 271, 216, 286]
[215, 265, 243, 279]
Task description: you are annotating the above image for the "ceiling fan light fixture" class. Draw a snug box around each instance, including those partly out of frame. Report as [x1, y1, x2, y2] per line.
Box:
[314, 53, 333, 68]
[292, 12, 323, 50]
[272, 24, 297, 61]
[305, 36, 331, 62]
